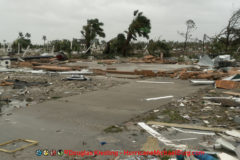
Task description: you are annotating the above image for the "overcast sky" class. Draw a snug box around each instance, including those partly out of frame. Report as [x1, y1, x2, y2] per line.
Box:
[0, 0, 240, 44]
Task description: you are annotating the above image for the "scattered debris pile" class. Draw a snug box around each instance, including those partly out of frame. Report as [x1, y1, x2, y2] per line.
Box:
[198, 54, 236, 68]
[131, 88, 240, 128]
[119, 87, 240, 159]
[129, 55, 176, 64]
[0, 72, 124, 115]
[1, 53, 240, 159]
[158, 68, 228, 80]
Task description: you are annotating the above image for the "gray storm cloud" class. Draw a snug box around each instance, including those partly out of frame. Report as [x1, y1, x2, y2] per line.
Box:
[0, 0, 239, 44]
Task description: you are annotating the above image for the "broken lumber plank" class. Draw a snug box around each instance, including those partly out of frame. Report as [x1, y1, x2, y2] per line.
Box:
[97, 59, 117, 64]
[105, 70, 135, 75]
[171, 138, 197, 142]
[0, 81, 14, 86]
[145, 95, 174, 101]
[138, 122, 186, 149]
[215, 138, 236, 151]
[171, 127, 215, 136]
[135, 70, 157, 77]
[137, 81, 174, 84]
[91, 69, 106, 75]
[147, 121, 227, 132]
[33, 65, 72, 71]
[190, 80, 214, 85]
[225, 130, 240, 139]
[203, 96, 232, 100]
[223, 91, 240, 96]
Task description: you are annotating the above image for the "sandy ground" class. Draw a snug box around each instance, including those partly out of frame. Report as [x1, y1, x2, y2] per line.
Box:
[0, 75, 204, 160]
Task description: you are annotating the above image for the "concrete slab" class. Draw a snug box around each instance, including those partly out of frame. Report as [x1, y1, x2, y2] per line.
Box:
[0, 77, 204, 159]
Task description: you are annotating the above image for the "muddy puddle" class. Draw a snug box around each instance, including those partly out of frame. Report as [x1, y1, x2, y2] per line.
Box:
[0, 99, 35, 114]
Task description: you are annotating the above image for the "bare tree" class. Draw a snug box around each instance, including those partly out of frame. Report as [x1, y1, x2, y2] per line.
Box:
[202, 34, 207, 53]
[178, 19, 196, 52]
[217, 9, 240, 52]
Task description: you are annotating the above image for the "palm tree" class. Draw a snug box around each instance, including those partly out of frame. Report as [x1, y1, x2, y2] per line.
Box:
[3, 40, 6, 51]
[25, 33, 31, 39]
[18, 32, 23, 38]
[81, 18, 105, 54]
[42, 35, 47, 45]
[122, 10, 151, 56]
[42, 35, 47, 51]
[15, 32, 31, 53]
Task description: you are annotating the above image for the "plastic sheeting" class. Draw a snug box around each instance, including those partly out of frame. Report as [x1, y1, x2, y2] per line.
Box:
[198, 55, 214, 67]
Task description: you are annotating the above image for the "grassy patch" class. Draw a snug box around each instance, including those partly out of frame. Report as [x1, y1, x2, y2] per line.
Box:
[131, 133, 138, 136]
[142, 113, 158, 122]
[104, 125, 123, 133]
[51, 96, 62, 99]
[162, 109, 186, 122]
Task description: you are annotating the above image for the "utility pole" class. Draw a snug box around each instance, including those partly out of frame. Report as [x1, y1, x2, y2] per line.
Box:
[18, 43, 20, 55]
[3, 40, 6, 53]
[202, 34, 207, 54]
[70, 39, 73, 50]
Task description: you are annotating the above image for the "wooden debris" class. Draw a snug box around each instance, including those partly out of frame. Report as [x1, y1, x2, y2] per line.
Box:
[106, 70, 135, 75]
[138, 122, 186, 149]
[215, 138, 236, 151]
[147, 121, 227, 132]
[91, 69, 106, 75]
[97, 59, 117, 65]
[141, 137, 160, 151]
[135, 70, 157, 77]
[157, 69, 228, 80]
[190, 80, 214, 85]
[33, 65, 73, 71]
[236, 145, 240, 160]
[0, 81, 14, 86]
[145, 96, 174, 101]
[217, 152, 238, 160]
[225, 130, 240, 139]
[215, 80, 240, 89]
[15, 61, 33, 68]
[0, 139, 38, 153]
[223, 91, 240, 96]
[137, 81, 174, 84]
[171, 127, 215, 136]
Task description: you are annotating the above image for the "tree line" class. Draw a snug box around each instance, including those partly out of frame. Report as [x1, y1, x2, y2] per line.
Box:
[3, 8, 240, 58]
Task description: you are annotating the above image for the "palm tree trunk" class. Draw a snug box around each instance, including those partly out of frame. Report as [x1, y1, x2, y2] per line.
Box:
[86, 40, 91, 55]
[44, 40, 45, 51]
[122, 32, 132, 56]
